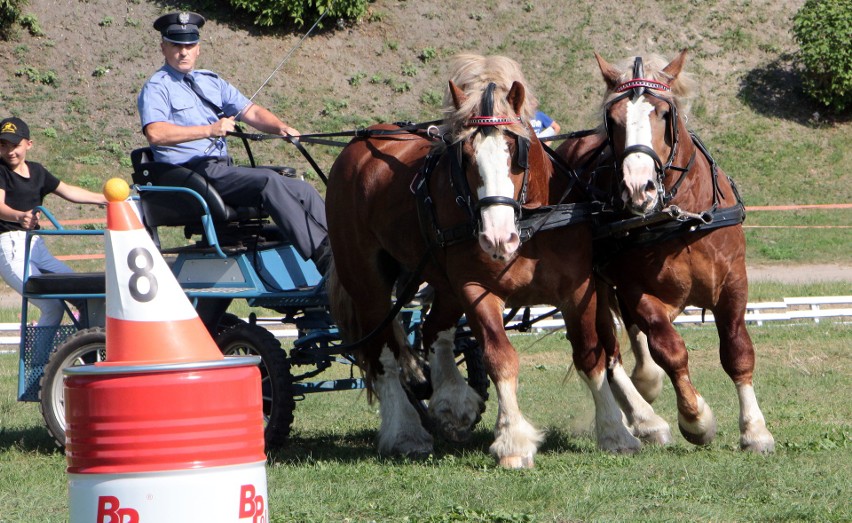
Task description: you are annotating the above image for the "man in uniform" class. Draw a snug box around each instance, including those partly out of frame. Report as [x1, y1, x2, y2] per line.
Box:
[137, 11, 330, 275]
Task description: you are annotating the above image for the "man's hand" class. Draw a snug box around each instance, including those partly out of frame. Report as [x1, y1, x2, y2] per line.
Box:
[280, 125, 300, 138]
[210, 116, 236, 137]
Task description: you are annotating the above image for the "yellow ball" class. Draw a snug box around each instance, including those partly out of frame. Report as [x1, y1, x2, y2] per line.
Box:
[103, 178, 130, 202]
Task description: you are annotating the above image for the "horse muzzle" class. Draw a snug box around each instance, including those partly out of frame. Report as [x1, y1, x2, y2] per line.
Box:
[477, 198, 521, 260]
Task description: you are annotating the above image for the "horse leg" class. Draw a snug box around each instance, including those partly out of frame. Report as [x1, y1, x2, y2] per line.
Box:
[632, 295, 717, 445]
[609, 288, 666, 403]
[374, 343, 434, 458]
[564, 286, 641, 453]
[465, 291, 542, 468]
[421, 294, 485, 443]
[627, 324, 666, 403]
[329, 261, 433, 458]
[713, 294, 775, 453]
[595, 288, 672, 445]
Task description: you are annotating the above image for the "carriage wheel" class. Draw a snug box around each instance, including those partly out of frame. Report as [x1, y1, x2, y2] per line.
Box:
[215, 323, 295, 449]
[39, 327, 107, 447]
[216, 312, 247, 334]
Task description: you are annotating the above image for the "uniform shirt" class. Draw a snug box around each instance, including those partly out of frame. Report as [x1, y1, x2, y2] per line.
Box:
[530, 110, 555, 137]
[137, 63, 251, 165]
[0, 161, 60, 233]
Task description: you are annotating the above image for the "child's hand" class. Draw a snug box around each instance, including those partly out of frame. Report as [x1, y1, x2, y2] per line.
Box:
[19, 210, 38, 230]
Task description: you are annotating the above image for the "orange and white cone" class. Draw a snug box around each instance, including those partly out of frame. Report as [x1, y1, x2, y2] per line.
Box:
[102, 179, 223, 364]
[65, 179, 268, 522]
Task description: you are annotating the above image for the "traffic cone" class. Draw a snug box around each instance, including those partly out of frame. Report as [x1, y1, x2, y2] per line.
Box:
[65, 179, 269, 522]
[101, 182, 223, 364]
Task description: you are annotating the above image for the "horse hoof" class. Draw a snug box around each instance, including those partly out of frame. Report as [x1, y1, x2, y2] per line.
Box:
[638, 426, 673, 446]
[679, 419, 717, 446]
[436, 424, 473, 443]
[741, 431, 775, 454]
[498, 454, 535, 469]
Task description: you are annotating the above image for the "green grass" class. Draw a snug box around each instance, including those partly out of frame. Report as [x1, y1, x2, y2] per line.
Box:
[1, 321, 849, 522]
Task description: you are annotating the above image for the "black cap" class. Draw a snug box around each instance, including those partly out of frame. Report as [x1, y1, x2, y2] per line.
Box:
[0, 117, 30, 145]
[153, 12, 205, 44]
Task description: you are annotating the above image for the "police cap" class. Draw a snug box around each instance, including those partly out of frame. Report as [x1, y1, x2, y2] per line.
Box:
[153, 12, 205, 44]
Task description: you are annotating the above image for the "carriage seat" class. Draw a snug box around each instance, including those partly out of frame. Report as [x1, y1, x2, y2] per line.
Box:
[130, 147, 292, 248]
[23, 272, 105, 296]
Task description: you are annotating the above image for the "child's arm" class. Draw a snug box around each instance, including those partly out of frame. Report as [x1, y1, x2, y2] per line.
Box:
[53, 182, 108, 205]
[0, 188, 38, 228]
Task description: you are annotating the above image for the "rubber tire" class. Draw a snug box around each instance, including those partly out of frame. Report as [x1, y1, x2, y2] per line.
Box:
[216, 312, 246, 334]
[39, 327, 107, 447]
[216, 323, 295, 449]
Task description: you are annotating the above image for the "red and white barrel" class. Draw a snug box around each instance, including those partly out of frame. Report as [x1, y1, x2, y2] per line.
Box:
[65, 180, 268, 522]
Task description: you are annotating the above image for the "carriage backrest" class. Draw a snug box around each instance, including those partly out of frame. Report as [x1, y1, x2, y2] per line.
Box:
[130, 147, 240, 228]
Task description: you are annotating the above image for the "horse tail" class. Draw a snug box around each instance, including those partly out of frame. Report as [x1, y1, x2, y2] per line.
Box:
[327, 260, 360, 343]
[326, 260, 380, 401]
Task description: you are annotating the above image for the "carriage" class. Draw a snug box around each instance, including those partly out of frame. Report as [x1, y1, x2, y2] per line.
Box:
[13, 50, 773, 465]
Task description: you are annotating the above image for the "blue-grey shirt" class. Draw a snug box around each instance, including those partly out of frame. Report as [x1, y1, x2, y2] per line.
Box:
[137, 63, 251, 165]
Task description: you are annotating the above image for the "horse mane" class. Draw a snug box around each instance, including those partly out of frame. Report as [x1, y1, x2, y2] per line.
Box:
[442, 53, 536, 142]
[597, 52, 698, 133]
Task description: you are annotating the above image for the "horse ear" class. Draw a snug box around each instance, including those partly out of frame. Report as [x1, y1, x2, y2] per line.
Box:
[448, 80, 468, 110]
[507, 81, 526, 115]
[662, 48, 688, 80]
[594, 52, 620, 90]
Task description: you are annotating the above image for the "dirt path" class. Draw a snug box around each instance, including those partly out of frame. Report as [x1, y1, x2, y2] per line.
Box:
[746, 264, 852, 285]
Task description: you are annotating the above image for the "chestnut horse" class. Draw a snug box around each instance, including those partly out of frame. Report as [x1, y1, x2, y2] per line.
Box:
[326, 54, 667, 468]
[555, 50, 775, 452]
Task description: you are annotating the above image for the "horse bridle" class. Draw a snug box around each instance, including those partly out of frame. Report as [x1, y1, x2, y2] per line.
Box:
[456, 82, 531, 221]
[603, 57, 695, 210]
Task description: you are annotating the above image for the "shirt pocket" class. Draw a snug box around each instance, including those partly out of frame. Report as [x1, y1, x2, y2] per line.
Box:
[169, 96, 197, 127]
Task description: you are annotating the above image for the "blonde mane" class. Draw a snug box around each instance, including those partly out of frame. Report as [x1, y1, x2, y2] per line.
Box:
[599, 52, 697, 121]
[442, 53, 536, 141]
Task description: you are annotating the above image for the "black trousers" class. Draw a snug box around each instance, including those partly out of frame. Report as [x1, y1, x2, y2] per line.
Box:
[189, 158, 327, 260]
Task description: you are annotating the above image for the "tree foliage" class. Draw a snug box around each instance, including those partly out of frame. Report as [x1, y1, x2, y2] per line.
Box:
[226, 0, 368, 27]
[0, 0, 27, 40]
[792, 0, 852, 113]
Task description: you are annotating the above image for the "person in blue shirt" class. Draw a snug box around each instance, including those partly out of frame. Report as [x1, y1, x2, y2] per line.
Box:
[530, 110, 561, 144]
[137, 12, 330, 275]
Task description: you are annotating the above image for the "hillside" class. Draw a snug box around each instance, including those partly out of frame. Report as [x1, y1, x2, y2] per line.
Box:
[0, 0, 849, 223]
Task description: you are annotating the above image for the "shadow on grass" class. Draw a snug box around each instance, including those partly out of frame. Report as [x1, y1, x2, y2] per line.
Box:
[737, 53, 851, 125]
[0, 426, 63, 455]
[268, 424, 598, 465]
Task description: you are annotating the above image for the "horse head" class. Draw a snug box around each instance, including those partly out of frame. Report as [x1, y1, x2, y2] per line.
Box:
[596, 49, 694, 215]
[444, 54, 536, 261]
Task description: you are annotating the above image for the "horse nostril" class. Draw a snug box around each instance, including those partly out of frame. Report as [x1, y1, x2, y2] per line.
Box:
[645, 180, 657, 193]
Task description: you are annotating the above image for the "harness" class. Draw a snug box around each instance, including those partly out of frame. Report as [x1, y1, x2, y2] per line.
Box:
[591, 57, 746, 255]
[412, 83, 602, 251]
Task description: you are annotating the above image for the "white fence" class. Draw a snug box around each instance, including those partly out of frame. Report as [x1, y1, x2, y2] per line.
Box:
[1, 296, 849, 347]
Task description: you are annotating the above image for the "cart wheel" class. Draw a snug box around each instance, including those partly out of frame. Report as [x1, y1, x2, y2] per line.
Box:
[216, 312, 246, 334]
[39, 327, 107, 447]
[216, 323, 294, 449]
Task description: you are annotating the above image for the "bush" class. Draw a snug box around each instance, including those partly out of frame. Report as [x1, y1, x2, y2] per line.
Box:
[792, 0, 852, 113]
[226, 0, 368, 27]
[0, 0, 27, 40]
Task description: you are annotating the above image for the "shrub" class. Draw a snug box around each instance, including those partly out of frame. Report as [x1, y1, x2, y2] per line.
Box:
[226, 0, 368, 27]
[792, 0, 852, 113]
[0, 0, 27, 40]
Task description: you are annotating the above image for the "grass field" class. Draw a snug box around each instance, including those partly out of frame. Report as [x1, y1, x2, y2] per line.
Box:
[1, 319, 849, 522]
